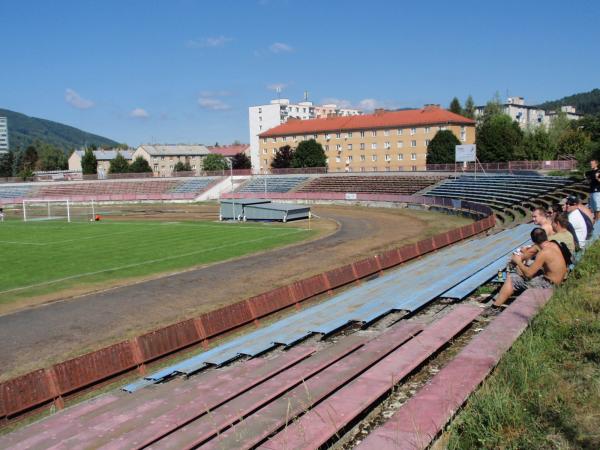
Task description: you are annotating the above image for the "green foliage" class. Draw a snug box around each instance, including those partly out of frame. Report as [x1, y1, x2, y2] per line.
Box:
[37, 142, 68, 171]
[129, 156, 152, 173]
[291, 139, 326, 168]
[476, 114, 523, 162]
[81, 148, 97, 174]
[449, 97, 463, 115]
[231, 152, 251, 170]
[0, 151, 15, 177]
[22, 145, 38, 171]
[463, 95, 476, 119]
[518, 127, 556, 160]
[0, 108, 118, 154]
[271, 145, 294, 169]
[173, 161, 192, 172]
[557, 129, 590, 162]
[576, 113, 600, 142]
[448, 243, 600, 449]
[480, 92, 504, 122]
[537, 88, 600, 115]
[203, 153, 228, 171]
[18, 168, 35, 181]
[426, 130, 461, 164]
[108, 153, 130, 173]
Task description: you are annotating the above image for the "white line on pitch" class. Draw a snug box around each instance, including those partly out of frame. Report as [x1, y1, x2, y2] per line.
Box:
[0, 229, 308, 295]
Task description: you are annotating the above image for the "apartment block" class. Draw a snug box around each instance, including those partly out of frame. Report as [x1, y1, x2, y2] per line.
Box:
[68, 149, 135, 176]
[249, 98, 361, 172]
[258, 106, 475, 173]
[0, 117, 8, 153]
[132, 144, 211, 176]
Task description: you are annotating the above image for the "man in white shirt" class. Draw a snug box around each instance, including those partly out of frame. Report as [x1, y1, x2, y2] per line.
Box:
[563, 196, 589, 248]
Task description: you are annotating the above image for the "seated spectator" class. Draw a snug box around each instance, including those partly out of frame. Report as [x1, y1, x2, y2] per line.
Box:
[493, 228, 567, 307]
[550, 212, 576, 254]
[562, 195, 593, 247]
[518, 207, 554, 260]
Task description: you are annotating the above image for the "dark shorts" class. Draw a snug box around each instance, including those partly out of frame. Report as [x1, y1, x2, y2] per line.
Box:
[510, 272, 553, 293]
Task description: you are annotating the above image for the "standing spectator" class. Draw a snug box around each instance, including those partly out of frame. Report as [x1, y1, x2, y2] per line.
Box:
[0, 206, 4, 222]
[586, 159, 600, 221]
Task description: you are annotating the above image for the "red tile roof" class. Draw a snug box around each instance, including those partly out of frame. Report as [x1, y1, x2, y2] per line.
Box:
[259, 107, 475, 138]
[207, 144, 250, 157]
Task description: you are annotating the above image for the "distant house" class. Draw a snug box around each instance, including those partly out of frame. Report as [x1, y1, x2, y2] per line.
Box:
[132, 144, 211, 177]
[68, 148, 135, 176]
[207, 144, 250, 160]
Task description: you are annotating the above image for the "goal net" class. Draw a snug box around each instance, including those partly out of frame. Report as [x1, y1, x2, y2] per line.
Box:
[23, 199, 97, 222]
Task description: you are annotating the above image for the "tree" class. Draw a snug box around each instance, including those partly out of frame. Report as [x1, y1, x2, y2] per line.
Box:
[109, 152, 130, 173]
[231, 152, 251, 169]
[81, 148, 98, 174]
[203, 153, 228, 171]
[480, 92, 504, 123]
[22, 145, 38, 171]
[129, 156, 152, 173]
[463, 95, 476, 119]
[291, 139, 326, 168]
[37, 143, 67, 171]
[271, 145, 294, 169]
[449, 97, 463, 115]
[426, 130, 460, 164]
[0, 150, 15, 177]
[518, 127, 555, 160]
[475, 114, 523, 162]
[173, 161, 192, 172]
[557, 129, 590, 163]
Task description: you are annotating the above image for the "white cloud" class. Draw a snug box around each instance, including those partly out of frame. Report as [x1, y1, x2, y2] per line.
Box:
[65, 88, 94, 109]
[358, 98, 382, 111]
[186, 36, 232, 48]
[269, 42, 293, 53]
[130, 108, 149, 118]
[321, 97, 353, 109]
[198, 97, 230, 111]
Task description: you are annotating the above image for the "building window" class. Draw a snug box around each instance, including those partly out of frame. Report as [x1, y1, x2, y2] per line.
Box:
[460, 132, 466, 142]
[384, 141, 391, 149]
[293, 135, 297, 141]
[348, 144, 353, 150]
[336, 156, 341, 163]
[153, 164, 158, 171]
[313, 134, 318, 139]
[336, 144, 341, 151]
[325, 145, 329, 151]
[410, 128, 417, 135]
[371, 130, 377, 137]
[425, 127, 430, 134]
[360, 154, 366, 161]
[283, 136, 287, 141]
[397, 141, 404, 148]
[347, 132, 353, 138]
[360, 167, 366, 172]
[272, 149, 276, 154]
[397, 129, 403, 135]
[385, 154, 391, 161]
[262, 138, 267, 144]
[347, 156, 353, 163]
[385, 166, 390, 172]
[411, 153, 417, 160]
[259, 116, 262, 122]
[384, 129, 390, 136]
[425, 139, 431, 146]
[325, 133, 331, 140]
[372, 155, 377, 161]
[371, 143, 377, 149]
[398, 153, 404, 160]
[360, 131, 365, 138]
[360, 143, 365, 150]
[169, 165, 173, 169]
[264, 159, 268, 165]
[411, 140, 417, 147]
[192, 165, 196, 169]
[412, 165, 417, 171]
[258, 107, 262, 113]
[263, 149, 267, 154]
[336, 132, 341, 139]
[372, 167, 377, 172]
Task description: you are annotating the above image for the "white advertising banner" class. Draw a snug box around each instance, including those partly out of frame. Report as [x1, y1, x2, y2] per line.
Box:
[455, 144, 476, 162]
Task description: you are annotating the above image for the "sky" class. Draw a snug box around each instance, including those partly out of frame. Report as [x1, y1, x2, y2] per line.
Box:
[1, 0, 599, 147]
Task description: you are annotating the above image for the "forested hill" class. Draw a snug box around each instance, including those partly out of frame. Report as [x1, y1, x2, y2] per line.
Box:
[0, 108, 119, 153]
[537, 88, 600, 115]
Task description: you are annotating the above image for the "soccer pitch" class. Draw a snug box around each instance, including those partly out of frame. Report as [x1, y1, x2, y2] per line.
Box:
[0, 220, 314, 306]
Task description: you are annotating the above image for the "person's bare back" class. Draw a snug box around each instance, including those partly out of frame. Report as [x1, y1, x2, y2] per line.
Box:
[535, 241, 567, 285]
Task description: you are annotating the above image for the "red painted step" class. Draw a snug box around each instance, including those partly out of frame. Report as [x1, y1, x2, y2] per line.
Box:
[358, 288, 552, 450]
[259, 305, 482, 450]
[196, 305, 480, 450]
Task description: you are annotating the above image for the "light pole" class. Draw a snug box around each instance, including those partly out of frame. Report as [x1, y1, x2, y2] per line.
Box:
[228, 159, 236, 221]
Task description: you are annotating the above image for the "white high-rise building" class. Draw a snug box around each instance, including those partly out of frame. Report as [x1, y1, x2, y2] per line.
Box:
[249, 98, 361, 172]
[0, 117, 8, 154]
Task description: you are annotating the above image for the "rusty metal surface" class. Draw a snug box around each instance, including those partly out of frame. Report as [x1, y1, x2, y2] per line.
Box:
[137, 319, 201, 362]
[358, 289, 552, 450]
[200, 301, 254, 338]
[1, 369, 54, 418]
[353, 257, 381, 279]
[323, 264, 357, 290]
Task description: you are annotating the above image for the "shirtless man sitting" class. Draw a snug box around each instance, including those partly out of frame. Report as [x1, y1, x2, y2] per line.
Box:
[493, 227, 567, 307]
[518, 207, 554, 260]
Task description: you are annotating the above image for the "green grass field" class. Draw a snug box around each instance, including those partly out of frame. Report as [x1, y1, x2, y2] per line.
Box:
[0, 220, 314, 307]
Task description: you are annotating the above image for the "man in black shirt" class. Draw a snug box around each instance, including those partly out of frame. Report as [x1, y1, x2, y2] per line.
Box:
[586, 159, 600, 221]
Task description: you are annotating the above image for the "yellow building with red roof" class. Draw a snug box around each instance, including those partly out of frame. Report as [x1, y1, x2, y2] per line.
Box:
[258, 105, 475, 172]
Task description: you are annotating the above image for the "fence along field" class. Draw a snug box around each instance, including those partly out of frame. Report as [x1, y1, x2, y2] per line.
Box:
[0, 219, 314, 309]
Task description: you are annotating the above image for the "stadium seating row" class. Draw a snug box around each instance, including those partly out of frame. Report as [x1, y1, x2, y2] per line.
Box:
[297, 175, 446, 195]
[238, 176, 309, 193]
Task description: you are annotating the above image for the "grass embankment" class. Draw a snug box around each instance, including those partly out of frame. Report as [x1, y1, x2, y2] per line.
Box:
[447, 242, 600, 449]
[0, 220, 314, 309]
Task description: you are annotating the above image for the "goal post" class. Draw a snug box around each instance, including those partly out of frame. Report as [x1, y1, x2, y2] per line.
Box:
[23, 199, 96, 222]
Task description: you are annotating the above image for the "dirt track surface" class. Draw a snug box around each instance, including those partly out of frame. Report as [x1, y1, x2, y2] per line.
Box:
[0, 204, 469, 379]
